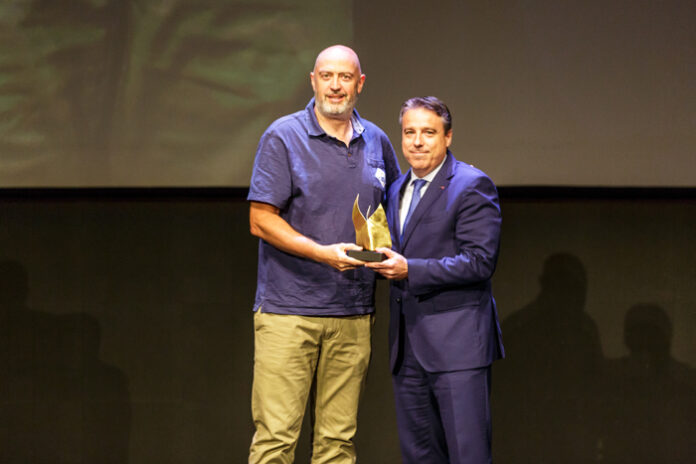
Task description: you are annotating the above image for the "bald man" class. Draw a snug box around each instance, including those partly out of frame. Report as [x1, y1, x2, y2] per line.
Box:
[247, 45, 400, 463]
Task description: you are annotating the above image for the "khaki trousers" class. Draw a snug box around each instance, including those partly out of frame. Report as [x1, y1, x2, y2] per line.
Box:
[249, 310, 373, 464]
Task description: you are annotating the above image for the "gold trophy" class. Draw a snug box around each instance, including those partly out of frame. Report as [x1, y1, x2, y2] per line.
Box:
[347, 195, 392, 262]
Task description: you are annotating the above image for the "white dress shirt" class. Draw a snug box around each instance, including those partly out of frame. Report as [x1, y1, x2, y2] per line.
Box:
[399, 157, 447, 233]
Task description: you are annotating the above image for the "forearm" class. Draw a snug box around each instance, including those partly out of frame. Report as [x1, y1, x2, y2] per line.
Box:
[249, 201, 365, 272]
[407, 251, 497, 295]
[249, 201, 326, 262]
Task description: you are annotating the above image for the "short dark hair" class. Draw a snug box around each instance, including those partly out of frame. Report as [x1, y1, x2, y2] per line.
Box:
[399, 96, 452, 133]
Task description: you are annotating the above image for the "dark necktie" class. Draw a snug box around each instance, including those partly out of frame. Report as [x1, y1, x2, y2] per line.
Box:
[401, 179, 426, 240]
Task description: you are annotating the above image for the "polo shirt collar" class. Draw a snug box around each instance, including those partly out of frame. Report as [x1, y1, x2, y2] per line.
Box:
[304, 98, 365, 138]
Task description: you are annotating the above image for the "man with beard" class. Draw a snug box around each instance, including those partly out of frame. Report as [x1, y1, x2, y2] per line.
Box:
[247, 45, 400, 463]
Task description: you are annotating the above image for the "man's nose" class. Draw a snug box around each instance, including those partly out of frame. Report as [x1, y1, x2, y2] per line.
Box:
[413, 133, 423, 146]
[330, 76, 341, 89]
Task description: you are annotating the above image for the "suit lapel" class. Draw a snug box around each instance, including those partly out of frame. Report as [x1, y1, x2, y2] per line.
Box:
[400, 152, 456, 249]
[388, 174, 408, 252]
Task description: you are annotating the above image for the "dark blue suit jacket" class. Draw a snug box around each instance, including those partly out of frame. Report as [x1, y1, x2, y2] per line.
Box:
[387, 151, 505, 373]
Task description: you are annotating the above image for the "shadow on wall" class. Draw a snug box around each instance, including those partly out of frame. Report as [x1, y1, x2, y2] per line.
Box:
[0, 259, 131, 463]
[601, 303, 696, 463]
[493, 253, 696, 464]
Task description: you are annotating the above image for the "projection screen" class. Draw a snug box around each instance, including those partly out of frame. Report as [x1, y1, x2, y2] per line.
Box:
[1, 0, 694, 187]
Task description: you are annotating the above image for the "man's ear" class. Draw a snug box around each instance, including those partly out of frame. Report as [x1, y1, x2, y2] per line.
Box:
[356, 74, 366, 94]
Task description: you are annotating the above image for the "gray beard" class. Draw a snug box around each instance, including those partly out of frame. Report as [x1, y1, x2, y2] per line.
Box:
[315, 96, 356, 119]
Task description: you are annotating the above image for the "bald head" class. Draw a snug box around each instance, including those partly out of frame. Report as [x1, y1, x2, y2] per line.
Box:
[314, 45, 362, 74]
[310, 45, 365, 121]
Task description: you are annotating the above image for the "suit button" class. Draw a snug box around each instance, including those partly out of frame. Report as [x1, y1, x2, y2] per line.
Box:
[396, 297, 402, 303]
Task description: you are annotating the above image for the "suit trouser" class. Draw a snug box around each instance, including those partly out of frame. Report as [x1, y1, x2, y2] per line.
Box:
[393, 330, 492, 464]
[248, 310, 372, 464]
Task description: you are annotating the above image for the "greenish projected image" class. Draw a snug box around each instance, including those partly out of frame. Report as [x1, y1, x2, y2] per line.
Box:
[0, 0, 352, 186]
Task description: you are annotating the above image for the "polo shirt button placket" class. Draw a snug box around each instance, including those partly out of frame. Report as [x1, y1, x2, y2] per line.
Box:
[346, 150, 356, 168]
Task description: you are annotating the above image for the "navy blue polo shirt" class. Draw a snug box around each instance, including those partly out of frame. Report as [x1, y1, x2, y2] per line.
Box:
[248, 98, 400, 316]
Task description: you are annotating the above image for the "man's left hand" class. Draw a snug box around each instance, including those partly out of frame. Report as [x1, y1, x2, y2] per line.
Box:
[365, 248, 408, 280]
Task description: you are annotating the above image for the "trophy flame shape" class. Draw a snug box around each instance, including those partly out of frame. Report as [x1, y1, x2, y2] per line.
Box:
[348, 194, 391, 262]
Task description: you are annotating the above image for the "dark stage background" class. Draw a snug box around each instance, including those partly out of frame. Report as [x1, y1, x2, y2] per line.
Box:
[2, 0, 696, 462]
[1, 190, 695, 463]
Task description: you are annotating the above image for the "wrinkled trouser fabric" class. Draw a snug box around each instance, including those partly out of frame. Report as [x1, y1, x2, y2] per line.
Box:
[249, 310, 372, 464]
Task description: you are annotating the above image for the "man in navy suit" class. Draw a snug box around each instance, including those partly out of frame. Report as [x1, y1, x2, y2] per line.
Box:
[366, 96, 505, 464]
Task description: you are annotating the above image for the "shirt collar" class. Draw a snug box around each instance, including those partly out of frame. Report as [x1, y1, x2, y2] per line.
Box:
[304, 97, 364, 139]
[409, 155, 447, 185]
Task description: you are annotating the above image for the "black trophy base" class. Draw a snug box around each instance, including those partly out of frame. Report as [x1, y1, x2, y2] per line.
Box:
[347, 250, 387, 262]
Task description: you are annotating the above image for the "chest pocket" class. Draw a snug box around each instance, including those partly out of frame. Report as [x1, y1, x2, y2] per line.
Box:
[367, 157, 386, 191]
